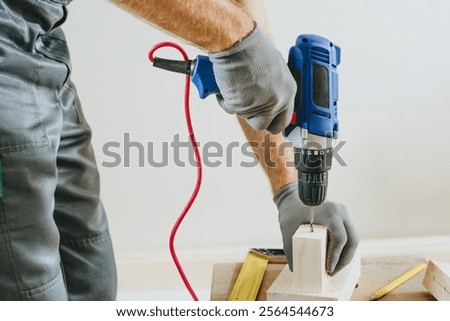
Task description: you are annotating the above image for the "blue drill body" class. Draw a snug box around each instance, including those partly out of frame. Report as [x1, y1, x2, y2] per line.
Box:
[284, 35, 340, 141]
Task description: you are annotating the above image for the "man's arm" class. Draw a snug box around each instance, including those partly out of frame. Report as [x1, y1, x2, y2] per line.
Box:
[111, 0, 253, 52]
[235, 0, 296, 194]
[238, 118, 297, 194]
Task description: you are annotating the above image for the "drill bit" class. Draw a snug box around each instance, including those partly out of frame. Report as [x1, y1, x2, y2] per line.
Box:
[309, 206, 315, 232]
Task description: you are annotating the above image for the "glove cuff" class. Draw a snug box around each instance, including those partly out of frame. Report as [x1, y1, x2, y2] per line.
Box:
[273, 182, 298, 207]
[208, 23, 261, 58]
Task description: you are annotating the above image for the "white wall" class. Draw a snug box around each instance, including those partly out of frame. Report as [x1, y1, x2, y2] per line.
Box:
[63, 0, 450, 259]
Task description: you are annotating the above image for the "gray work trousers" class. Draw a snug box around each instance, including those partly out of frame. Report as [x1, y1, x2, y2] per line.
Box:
[0, 0, 117, 300]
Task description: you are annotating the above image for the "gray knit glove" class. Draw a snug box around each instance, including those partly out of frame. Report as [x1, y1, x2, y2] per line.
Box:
[274, 183, 359, 275]
[208, 25, 296, 134]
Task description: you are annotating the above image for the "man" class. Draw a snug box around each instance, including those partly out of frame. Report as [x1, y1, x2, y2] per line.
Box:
[0, 0, 357, 300]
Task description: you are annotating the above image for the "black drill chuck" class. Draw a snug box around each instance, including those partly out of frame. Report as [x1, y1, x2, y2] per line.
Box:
[294, 147, 333, 206]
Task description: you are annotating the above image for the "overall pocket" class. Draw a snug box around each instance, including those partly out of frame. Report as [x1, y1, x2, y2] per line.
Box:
[0, 1, 71, 153]
[34, 28, 72, 87]
[0, 25, 73, 153]
[0, 46, 50, 153]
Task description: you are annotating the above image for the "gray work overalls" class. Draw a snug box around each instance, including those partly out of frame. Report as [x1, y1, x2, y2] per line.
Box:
[0, 0, 117, 300]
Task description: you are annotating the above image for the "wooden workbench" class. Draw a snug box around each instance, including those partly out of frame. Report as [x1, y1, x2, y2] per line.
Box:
[210, 255, 435, 301]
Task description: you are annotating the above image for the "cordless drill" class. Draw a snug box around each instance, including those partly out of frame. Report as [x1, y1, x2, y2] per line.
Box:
[151, 34, 340, 226]
[283, 35, 340, 227]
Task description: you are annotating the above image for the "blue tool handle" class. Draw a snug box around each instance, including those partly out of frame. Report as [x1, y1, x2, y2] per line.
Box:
[191, 55, 220, 99]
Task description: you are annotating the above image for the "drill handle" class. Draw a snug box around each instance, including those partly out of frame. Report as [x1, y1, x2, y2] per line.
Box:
[152, 55, 219, 99]
[191, 55, 220, 99]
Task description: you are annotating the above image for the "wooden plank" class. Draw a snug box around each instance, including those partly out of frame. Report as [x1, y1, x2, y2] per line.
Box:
[423, 260, 450, 301]
[352, 256, 433, 301]
[267, 224, 360, 301]
[211, 255, 435, 301]
[210, 263, 241, 301]
[369, 263, 427, 300]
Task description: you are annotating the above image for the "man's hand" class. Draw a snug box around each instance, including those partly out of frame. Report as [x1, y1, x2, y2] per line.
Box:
[209, 25, 296, 134]
[274, 183, 359, 275]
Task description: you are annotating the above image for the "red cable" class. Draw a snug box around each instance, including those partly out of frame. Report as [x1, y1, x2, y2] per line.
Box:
[148, 42, 202, 301]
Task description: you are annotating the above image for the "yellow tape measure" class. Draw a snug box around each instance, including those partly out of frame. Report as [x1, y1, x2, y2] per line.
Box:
[228, 252, 269, 301]
[370, 262, 427, 301]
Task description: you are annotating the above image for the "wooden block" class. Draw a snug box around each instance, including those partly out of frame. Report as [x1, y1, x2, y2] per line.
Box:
[423, 260, 450, 301]
[267, 251, 361, 301]
[292, 225, 328, 292]
[267, 224, 360, 301]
